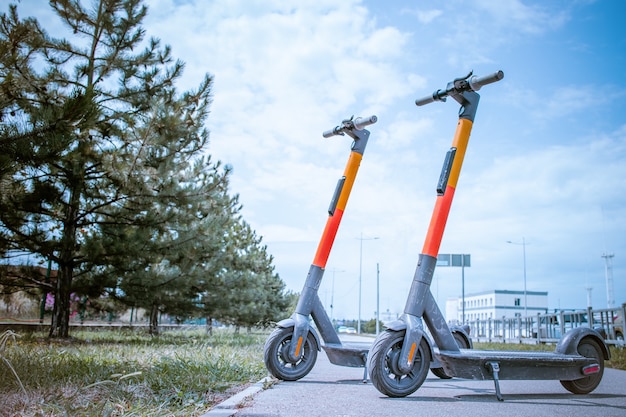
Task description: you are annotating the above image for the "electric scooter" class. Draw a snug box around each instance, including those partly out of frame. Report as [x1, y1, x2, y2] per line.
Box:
[263, 115, 470, 382]
[264, 115, 377, 382]
[367, 70, 610, 401]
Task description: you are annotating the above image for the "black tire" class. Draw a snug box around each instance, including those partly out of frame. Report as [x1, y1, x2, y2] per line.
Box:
[431, 331, 469, 379]
[430, 367, 450, 379]
[368, 330, 430, 397]
[264, 326, 318, 381]
[560, 337, 604, 394]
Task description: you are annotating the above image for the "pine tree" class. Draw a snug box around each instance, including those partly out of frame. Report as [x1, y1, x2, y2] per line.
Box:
[205, 221, 290, 331]
[94, 157, 239, 335]
[1, 0, 291, 337]
[0, 0, 215, 337]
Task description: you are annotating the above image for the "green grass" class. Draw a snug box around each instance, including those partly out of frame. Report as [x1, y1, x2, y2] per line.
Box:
[0, 328, 268, 417]
[608, 347, 626, 370]
[1, 330, 624, 416]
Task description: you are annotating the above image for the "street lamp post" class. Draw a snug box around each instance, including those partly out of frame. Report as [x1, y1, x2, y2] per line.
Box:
[376, 263, 380, 335]
[507, 237, 528, 318]
[437, 254, 471, 323]
[358, 233, 378, 334]
[329, 268, 344, 322]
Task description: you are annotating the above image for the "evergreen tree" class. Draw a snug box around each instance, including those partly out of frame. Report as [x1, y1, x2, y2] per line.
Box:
[93, 157, 239, 335]
[1, 0, 292, 337]
[205, 221, 290, 331]
[0, 0, 215, 337]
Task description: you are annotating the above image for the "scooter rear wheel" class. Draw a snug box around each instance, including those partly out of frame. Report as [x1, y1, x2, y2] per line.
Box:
[560, 337, 604, 394]
[429, 367, 450, 379]
[431, 331, 470, 379]
[264, 326, 318, 381]
[368, 330, 430, 397]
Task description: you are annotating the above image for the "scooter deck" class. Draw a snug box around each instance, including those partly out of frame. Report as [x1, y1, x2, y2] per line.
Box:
[322, 342, 371, 367]
[437, 348, 598, 381]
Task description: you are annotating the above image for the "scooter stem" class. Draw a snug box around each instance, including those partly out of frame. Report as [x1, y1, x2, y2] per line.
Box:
[287, 119, 375, 363]
[398, 90, 481, 374]
[422, 92, 478, 257]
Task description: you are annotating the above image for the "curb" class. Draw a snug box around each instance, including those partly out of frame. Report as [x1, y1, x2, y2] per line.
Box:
[199, 376, 275, 417]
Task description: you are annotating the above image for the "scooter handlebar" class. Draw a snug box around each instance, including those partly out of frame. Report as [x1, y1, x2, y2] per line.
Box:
[468, 70, 504, 91]
[415, 91, 442, 107]
[415, 70, 504, 106]
[353, 115, 378, 130]
[322, 127, 341, 138]
[322, 115, 378, 138]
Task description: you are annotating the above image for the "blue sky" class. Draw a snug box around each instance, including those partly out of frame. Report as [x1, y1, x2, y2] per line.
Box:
[19, 0, 626, 321]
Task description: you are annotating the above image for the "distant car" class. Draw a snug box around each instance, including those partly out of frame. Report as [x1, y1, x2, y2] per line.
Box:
[337, 326, 348, 333]
[345, 326, 357, 334]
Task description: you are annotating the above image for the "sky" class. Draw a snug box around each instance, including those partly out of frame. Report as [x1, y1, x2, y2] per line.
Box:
[15, 0, 626, 321]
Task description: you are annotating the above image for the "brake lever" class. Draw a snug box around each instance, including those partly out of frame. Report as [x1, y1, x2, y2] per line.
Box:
[452, 70, 473, 92]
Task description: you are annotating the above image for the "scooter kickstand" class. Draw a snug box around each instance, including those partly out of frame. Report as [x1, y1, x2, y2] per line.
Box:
[486, 361, 504, 401]
[362, 352, 368, 383]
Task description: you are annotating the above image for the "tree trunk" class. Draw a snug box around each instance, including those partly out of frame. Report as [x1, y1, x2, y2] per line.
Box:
[49, 157, 83, 339]
[149, 303, 160, 335]
[205, 315, 213, 336]
[48, 263, 72, 338]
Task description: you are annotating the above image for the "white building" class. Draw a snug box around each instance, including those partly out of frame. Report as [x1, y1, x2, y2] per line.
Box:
[445, 289, 548, 324]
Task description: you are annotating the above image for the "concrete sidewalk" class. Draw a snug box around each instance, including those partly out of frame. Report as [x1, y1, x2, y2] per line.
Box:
[205, 335, 626, 417]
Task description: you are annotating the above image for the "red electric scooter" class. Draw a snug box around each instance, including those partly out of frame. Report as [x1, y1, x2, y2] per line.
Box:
[367, 70, 610, 401]
[263, 115, 377, 382]
[263, 114, 472, 382]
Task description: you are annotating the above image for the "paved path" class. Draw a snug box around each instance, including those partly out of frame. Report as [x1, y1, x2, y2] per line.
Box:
[207, 335, 626, 417]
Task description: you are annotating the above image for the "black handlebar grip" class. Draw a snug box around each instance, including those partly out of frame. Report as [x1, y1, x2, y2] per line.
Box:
[469, 70, 504, 91]
[353, 115, 377, 130]
[322, 127, 340, 138]
[415, 93, 437, 107]
[416, 89, 447, 106]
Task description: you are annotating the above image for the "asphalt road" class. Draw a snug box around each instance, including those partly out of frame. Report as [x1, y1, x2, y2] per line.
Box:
[206, 334, 626, 417]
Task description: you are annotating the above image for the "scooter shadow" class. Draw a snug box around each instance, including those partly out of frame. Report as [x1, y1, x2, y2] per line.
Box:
[291, 378, 369, 386]
[381, 383, 626, 409]
[289, 378, 626, 410]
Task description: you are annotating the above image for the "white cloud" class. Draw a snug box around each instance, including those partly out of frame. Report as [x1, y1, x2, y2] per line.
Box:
[502, 84, 626, 126]
[402, 8, 443, 24]
[12, 0, 626, 318]
[473, 0, 570, 34]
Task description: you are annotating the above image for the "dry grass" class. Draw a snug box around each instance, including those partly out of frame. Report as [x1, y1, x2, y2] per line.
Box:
[606, 346, 626, 370]
[2, 329, 622, 416]
[0, 328, 267, 417]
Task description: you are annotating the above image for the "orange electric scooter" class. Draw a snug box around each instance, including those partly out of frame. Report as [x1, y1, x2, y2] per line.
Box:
[367, 70, 610, 401]
[263, 115, 377, 381]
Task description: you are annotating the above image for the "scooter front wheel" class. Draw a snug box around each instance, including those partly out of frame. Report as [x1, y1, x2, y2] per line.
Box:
[368, 329, 430, 397]
[264, 326, 318, 381]
[560, 337, 604, 394]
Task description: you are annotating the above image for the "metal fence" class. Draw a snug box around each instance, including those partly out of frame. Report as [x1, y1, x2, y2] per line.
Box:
[467, 304, 626, 347]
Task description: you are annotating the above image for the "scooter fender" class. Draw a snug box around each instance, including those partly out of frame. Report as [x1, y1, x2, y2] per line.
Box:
[384, 318, 408, 332]
[555, 326, 610, 360]
[276, 315, 321, 362]
[449, 324, 473, 349]
[386, 314, 432, 374]
[386, 319, 443, 369]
